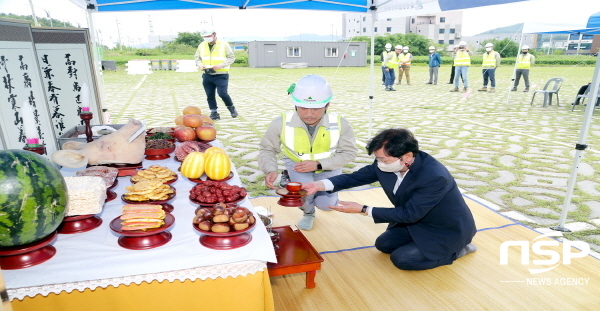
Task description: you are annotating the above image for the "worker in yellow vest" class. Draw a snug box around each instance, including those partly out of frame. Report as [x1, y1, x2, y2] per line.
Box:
[383, 45, 400, 91]
[381, 43, 392, 85]
[512, 45, 536, 92]
[258, 75, 358, 230]
[194, 30, 237, 120]
[478, 42, 502, 93]
[397, 46, 413, 85]
[450, 41, 472, 92]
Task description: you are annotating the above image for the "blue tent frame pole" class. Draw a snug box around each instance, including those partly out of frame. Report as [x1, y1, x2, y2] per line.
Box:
[552, 53, 600, 232]
[368, 6, 375, 139]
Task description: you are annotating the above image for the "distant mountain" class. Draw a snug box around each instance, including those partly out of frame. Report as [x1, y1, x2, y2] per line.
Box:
[477, 23, 524, 35]
[226, 34, 342, 42]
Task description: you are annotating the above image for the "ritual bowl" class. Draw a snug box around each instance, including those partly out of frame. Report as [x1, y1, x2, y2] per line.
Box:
[286, 182, 302, 193]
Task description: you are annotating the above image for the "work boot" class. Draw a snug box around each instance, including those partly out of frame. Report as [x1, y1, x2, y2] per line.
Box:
[489, 88, 495, 93]
[449, 87, 459, 92]
[511, 87, 517, 91]
[279, 170, 290, 188]
[388, 87, 397, 91]
[297, 211, 315, 230]
[406, 81, 411, 85]
[209, 110, 220, 121]
[523, 87, 529, 92]
[426, 82, 433, 84]
[463, 87, 468, 92]
[447, 82, 453, 84]
[227, 106, 238, 118]
[478, 86, 487, 92]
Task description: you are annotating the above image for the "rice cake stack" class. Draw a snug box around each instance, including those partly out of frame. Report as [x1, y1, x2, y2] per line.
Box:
[120, 204, 166, 231]
[64, 176, 107, 216]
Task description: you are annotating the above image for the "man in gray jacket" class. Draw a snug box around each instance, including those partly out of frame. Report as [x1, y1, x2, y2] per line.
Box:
[258, 75, 358, 230]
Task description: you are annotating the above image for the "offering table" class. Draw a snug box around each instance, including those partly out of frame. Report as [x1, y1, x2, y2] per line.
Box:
[4, 141, 277, 311]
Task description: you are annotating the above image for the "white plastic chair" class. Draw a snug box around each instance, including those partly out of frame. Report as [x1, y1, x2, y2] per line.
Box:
[530, 77, 563, 107]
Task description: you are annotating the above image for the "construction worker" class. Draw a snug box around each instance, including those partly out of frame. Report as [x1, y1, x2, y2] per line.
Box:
[478, 42, 501, 93]
[194, 30, 238, 120]
[427, 46, 441, 85]
[512, 45, 535, 92]
[258, 75, 358, 231]
[450, 41, 472, 92]
[397, 46, 412, 85]
[381, 43, 392, 85]
[383, 45, 400, 91]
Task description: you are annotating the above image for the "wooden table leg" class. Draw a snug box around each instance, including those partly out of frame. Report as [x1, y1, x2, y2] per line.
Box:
[306, 270, 317, 288]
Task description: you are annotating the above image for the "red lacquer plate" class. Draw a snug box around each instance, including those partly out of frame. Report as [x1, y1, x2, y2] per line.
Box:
[106, 178, 119, 202]
[110, 214, 175, 250]
[192, 221, 254, 250]
[189, 195, 245, 207]
[58, 214, 103, 234]
[0, 231, 58, 270]
[144, 146, 176, 160]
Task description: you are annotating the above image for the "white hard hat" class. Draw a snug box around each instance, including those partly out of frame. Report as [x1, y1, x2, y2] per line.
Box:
[385, 43, 392, 49]
[403, 46, 409, 51]
[291, 75, 332, 109]
[395, 45, 402, 49]
[459, 41, 467, 46]
[485, 42, 494, 47]
[201, 30, 216, 37]
[522, 45, 530, 50]
[429, 46, 435, 50]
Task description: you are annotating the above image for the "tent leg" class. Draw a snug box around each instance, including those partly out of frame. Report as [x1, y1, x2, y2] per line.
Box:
[368, 6, 376, 139]
[551, 53, 600, 232]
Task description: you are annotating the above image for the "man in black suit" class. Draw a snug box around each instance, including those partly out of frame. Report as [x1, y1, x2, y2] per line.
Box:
[302, 128, 477, 270]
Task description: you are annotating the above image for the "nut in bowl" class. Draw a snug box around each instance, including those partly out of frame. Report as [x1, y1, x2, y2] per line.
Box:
[193, 203, 256, 235]
[145, 139, 176, 160]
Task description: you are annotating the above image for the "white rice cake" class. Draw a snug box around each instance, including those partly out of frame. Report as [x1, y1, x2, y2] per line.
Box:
[64, 176, 107, 216]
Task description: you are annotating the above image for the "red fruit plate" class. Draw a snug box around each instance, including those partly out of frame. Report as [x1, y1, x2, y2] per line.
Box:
[144, 146, 176, 160]
[58, 214, 103, 234]
[192, 221, 254, 250]
[110, 214, 175, 250]
[0, 231, 58, 270]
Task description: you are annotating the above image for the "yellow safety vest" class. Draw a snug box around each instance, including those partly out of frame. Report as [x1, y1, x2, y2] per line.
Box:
[454, 51, 471, 66]
[387, 53, 399, 69]
[281, 112, 341, 163]
[198, 40, 230, 72]
[482, 52, 497, 67]
[517, 54, 532, 69]
[400, 53, 411, 66]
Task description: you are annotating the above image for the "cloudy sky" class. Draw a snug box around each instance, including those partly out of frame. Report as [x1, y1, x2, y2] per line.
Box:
[1, 0, 598, 47]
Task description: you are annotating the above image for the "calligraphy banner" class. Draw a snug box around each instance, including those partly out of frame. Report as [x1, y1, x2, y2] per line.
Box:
[0, 18, 57, 156]
[32, 27, 102, 138]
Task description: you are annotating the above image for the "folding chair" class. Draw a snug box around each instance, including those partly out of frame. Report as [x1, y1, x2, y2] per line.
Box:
[530, 77, 563, 107]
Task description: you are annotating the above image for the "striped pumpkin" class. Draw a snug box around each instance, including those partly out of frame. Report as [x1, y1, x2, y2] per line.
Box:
[205, 152, 231, 180]
[0, 150, 68, 247]
[203, 146, 225, 159]
[180, 152, 205, 179]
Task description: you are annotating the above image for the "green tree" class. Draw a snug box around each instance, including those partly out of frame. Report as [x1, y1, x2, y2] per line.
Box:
[0, 13, 76, 28]
[479, 38, 519, 58]
[350, 33, 433, 58]
[171, 32, 203, 47]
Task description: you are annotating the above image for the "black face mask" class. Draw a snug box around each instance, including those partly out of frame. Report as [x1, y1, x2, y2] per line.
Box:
[522, 51, 528, 54]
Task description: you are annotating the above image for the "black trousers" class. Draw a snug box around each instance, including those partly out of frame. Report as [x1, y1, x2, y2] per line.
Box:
[202, 73, 234, 111]
[374, 224, 458, 271]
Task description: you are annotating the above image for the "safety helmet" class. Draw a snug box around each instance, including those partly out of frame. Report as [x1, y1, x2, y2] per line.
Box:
[485, 42, 494, 47]
[522, 45, 530, 50]
[459, 41, 467, 46]
[201, 30, 216, 37]
[385, 43, 392, 49]
[395, 45, 403, 50]
[429, 46, 435, 50]
[403, 46, 409, 51]
[290, 75, 333, 109]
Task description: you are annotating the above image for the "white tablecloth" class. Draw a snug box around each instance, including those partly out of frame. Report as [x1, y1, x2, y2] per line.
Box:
[4, 141, 277, 300]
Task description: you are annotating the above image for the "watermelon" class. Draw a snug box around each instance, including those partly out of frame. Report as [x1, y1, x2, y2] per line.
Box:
[0, 150, 68, 247]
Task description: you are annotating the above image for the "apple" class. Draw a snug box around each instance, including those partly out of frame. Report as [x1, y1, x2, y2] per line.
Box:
[183, 106, 202, 115]
[199, 114, 213, 125]
[196, 125, 217, 141]
[175, 115, 184, 125]
[183, 114, 203, 128]
[173, 126, 197, 142]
